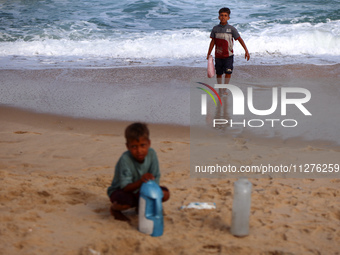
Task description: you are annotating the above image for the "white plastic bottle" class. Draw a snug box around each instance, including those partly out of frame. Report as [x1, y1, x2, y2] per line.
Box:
[230, 178, 252, 237]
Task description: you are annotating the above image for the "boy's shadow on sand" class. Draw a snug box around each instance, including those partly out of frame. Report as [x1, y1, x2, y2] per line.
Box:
[91, 200, 139, 228]
[62, 187, 139, 226]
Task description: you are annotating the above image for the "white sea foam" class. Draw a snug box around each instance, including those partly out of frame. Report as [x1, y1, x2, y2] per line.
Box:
[1, 0, 339, 68]
[242, 20, 340, 56]
[1, 21, 339, 69]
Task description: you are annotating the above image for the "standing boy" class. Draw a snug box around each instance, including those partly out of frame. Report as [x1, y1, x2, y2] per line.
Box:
[207, 7, 250, 94]
[107, 122, 170, 222]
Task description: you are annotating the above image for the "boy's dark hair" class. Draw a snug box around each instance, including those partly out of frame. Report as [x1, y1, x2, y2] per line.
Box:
[219, 7, 231, 15]
[125, 122, 149, 143]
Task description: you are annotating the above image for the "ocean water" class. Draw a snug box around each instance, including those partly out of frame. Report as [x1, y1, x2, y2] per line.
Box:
[1, 0, 339, 69]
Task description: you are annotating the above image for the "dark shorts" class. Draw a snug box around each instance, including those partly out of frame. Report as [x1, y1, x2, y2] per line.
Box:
[110, 186, 169, 208]
[215, 56, 234, 75]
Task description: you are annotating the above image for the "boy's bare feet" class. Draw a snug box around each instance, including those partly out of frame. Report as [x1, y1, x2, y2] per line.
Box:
[110, 202, 131, 222]
[219, 88, 228, 96]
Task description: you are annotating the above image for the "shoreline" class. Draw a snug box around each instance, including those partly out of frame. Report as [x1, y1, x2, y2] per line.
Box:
[1, 104, 339, 151]
[1, 62, 340, 149]
[1, 62, 339, 72]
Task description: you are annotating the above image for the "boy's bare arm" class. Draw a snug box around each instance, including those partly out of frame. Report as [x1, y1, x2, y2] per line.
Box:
[237, 37, 250, 61]
[122, 173, 154, 192]
[207, 38, 215, 59]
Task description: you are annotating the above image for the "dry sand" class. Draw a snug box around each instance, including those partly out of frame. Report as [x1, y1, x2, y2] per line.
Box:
[0, 105, 339, 255]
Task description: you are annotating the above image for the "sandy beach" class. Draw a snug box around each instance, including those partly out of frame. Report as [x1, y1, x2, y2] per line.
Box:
[0, 66, 339, 255]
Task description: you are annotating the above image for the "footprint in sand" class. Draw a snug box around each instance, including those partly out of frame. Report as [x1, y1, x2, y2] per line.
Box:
[312, 187, 338, 198]
[160, 148, 173, 153]
[14, 131, 42, 135]
[331, 208, 340, 221]
[201, 244, 222, 253]
[161, 140, 190, 145]
[62, 187, 95, 205]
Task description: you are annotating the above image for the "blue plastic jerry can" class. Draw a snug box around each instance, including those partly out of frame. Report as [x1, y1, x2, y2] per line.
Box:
[138, 180, 164, 237]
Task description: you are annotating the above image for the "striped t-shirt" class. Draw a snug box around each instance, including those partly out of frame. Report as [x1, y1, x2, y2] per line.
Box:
[210, 23, 240, 59]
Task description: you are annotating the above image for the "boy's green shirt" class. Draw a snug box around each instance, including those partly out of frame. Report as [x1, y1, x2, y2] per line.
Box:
[107, 148, 160, 197]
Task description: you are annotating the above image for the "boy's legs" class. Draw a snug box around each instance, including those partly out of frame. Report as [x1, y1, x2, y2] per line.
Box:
[161, 186, 170, 202]
[110, 189, 139, 222]
[110, 202, 131, 221]
[215, 56, 233, 95]
[110, 186, 170, 221]
[217, 73, 231, 95]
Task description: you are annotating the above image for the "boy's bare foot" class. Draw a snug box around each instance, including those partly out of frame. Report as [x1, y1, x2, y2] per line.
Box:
[111, 202, 130, 211]
[110, 202, 131, 222]
[111, 209, 131, 222]
[219, 88, 228, 96]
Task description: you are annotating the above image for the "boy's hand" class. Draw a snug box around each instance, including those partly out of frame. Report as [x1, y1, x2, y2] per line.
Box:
[237, 37, 250, 61]
[245, 50, 250, 61]
[141, 173, 155, 183]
